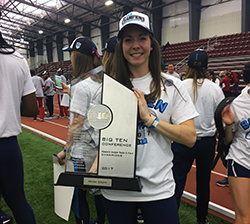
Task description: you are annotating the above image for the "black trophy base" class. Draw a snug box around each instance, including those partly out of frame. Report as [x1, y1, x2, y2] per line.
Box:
[55, 172, 142, 192]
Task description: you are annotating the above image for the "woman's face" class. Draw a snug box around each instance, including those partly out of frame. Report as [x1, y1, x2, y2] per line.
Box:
[122, 25, 152, 71]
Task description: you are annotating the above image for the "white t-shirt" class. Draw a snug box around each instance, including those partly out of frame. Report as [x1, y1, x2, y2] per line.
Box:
[0, 51, 35, 138]
[32, 76, 45, 97]
[69, 77, 102, 170]
[226, 89, 250, 170]
[44, 77, 54, 96]
[166, 71, 180, 79]
[102, 73, 198, 202]
[182, 78, 225, 137]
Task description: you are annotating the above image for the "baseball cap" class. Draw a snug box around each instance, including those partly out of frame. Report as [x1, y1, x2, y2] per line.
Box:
[57, 68, 63, 73]
[102, 36, 118, 53]
[42, 70, 49, 76]
[63, 36, 99, 57]
[208, 70, 214, 75]
[188, 49, 208, 69]
[118, 11, 153, 38]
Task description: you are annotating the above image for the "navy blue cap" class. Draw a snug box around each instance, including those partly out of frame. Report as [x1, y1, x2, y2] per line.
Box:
[63, 36, 98, 57]
[188, 49, 208, 69]
[102, 36, 118, 53]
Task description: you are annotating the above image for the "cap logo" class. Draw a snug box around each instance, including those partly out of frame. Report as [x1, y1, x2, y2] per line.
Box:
[75, 42, 81, 49]
[121, 13, 145, 26]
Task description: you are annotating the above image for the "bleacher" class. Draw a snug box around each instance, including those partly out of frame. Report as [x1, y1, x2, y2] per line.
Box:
[161, 31, 250, 94]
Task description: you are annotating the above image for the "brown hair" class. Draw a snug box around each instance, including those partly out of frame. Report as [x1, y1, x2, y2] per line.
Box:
[185, 63, 209, 103]
[71, 51, 102, 79]
[114, 34, 166, 101]
[102, 51, 115, 77]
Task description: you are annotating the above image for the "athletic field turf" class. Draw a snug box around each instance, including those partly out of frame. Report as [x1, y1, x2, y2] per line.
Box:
[1, 129, 231, 224]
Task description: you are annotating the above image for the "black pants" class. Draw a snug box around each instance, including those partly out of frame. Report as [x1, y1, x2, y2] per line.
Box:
[0, 137, 36, 224]
[46, 95, 54, 116]
[172, 136, 216, 222]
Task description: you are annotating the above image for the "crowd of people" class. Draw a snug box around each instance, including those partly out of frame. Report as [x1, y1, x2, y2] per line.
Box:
[1, 10, 249, 224]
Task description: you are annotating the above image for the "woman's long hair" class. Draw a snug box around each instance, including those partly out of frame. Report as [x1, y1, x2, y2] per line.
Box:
[102, 51, 115, 77]
[185, 62, 209, 103]
[114, 34, 165, 101]
[71, 51, 102, 82]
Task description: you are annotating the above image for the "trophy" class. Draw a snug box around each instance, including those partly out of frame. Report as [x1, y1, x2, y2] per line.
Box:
[55, 67, 141, 191]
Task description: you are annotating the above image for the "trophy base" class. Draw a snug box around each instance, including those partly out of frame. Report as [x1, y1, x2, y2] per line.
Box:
[55, 172, 142, 192]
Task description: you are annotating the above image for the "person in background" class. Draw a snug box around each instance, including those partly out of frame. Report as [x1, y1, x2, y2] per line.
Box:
[55, 68, 69, 118]
[166, 63, 180, 79]
[221, 61, 250, 224]
[172, 49, 225, 224]
[220, 70, 231, 97]
[100, 11, 198, 224]
[42, 71, 55, 119]
[102, 36, 118, 77]
[57, 36, 104, 224]
[31, 70, 45, 122]
[0, 32, 37, 224]
[208, 70, 220, 86]
[230, 69, 240, 97]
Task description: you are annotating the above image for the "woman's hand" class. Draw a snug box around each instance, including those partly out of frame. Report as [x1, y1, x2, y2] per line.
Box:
[132, 88, 151, 123]
[59, 82, 70, 95]
[57, 150, 66, 165]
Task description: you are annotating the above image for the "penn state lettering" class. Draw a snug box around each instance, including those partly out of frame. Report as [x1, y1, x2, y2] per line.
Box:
[147, 97, 168, 113]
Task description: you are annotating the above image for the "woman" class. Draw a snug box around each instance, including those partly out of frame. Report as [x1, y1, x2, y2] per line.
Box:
[101, 11, 198, 224]
[172, 49, 225, 224]
[57, 36, 104, 224]
[208, 70, 220, 85]
[222, 62, 250, 224]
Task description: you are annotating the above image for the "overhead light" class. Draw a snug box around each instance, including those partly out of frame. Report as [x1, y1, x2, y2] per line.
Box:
[64, 18, 71, 24]
[38, 30, 43, 34]
[105, 0, 113, 6]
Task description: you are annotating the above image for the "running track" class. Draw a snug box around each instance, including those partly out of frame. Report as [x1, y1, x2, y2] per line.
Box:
[21, 95, 235, 223]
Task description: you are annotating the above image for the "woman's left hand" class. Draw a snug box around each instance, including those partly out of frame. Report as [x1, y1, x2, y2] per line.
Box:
[132, 88, 151, 123]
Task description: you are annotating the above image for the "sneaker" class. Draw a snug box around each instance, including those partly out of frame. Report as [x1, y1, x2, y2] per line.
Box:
[0, 209, 12, 224]
[197, 219, 209, 224]
[33, 119, 37, 121]
[40, 118, 44, 122]
[216, 177, 229, 187]
[44, 116, 51, 120]
[137, 214, 144, 223]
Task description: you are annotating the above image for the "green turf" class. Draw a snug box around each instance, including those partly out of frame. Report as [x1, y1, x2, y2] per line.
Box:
[0, 129, 232, 224]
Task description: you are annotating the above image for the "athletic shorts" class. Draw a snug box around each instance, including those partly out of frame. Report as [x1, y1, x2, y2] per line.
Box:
[227, 159, 250, 178]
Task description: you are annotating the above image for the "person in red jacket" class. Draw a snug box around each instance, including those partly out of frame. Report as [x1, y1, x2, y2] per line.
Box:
[230, 70, 240, 96]
[220, 71, 231, 97]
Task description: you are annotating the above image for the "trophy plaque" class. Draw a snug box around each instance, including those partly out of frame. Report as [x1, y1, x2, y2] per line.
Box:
[55, 70, 141, 191]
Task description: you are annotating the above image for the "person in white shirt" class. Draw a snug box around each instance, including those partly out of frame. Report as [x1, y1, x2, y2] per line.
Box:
[55, 68, 69, 117]
[172, 49, 225, 224]
[166, 63, 180, 79]
[0, 33, 37, 224]
[208, 70, 220, 86]
[222, 61, 250, 224]
[100, 11, 198, 224]
[57, 36, 105, 224]
[42, 71, 54, 118]
[31, 71, 45, 121]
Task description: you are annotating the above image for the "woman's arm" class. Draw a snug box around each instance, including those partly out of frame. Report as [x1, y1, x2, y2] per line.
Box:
[57, 113, 85, 165]
[221, 104, 235, 144]
[133, 88, 197, 148]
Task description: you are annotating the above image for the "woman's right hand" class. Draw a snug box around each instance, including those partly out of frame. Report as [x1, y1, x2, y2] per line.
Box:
[59, 82, 70, 95]
[57, 150, 66, 165]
